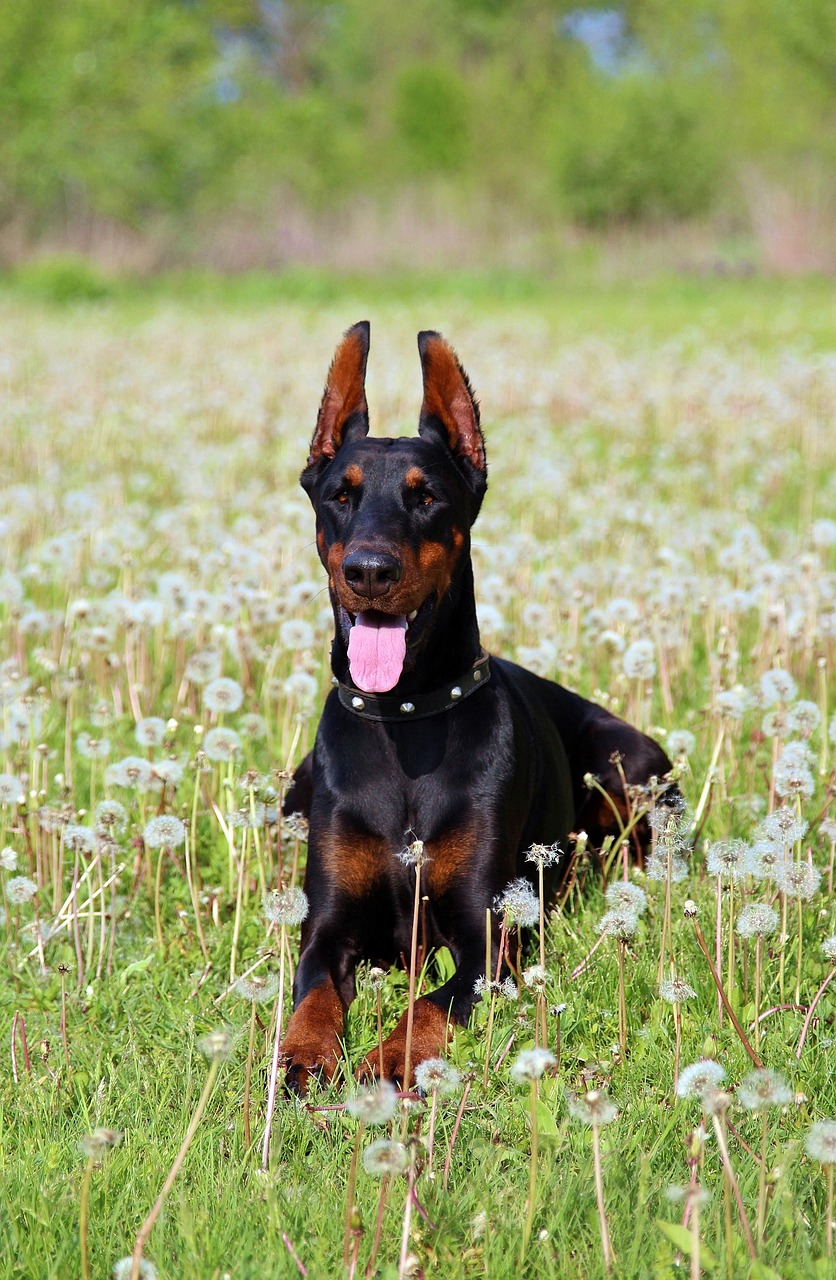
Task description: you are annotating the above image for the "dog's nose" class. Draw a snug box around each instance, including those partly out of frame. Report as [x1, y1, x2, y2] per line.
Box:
[343, 550, 402, 600]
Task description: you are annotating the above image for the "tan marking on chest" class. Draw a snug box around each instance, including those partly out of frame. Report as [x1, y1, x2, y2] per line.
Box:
[425, 825, 478, 895]
[323, 830, 388, 897]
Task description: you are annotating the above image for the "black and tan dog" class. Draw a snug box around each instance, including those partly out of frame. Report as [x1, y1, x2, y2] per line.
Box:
[280, 321, 671, 1090]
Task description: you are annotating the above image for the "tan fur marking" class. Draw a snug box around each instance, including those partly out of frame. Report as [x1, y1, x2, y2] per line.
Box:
[426, 825, 478, 895]
[323, 830, 386, 897]
[405, 466, 426, 488]
[344, 463, 363, 486]
[357, 996, 453, 1086]
[280, 978, 345, 1086]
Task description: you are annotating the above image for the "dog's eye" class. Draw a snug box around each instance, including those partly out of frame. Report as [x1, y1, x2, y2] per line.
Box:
[334, 489, 349, 505]
[418, 491, 434, 507]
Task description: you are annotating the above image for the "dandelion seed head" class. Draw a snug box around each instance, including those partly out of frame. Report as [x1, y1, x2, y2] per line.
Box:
[523, 963, 547, 992]
[775, 861, 821, 901]
[198, 1029, 233, 1061]
[263, 886, 309, 927]
[746, 840, 781, 881]
[805, 1120, 836, 1165]
[203, 676, 244, 714]
[736, 902, 780, 938]
[105, 756, 154, 792]
[362, 1137, 408, 1176]
[706, 839, 748, 881]
[414, 1058, 461, 1095]
[760, 668, 798, 706]
[347, 1079, 398, 1123]
[494, 877, 539, 926]
[113, 1259, 157, 1280]
[510, 1047, 555, 1083]
[623, 639, 656, 681]
[498, 976, 519, 1001]
[737, 1068, 792, 1110]
[0, 774, 23, 805]
[525, 842, 562, 868]
[184, 650, 222, 685]
[63, 823, 96, 855]
[135, 717, 167, 748]
[821, 936, 836, 965]
[79, 1128, 122, 1159]
[202, 726, 242, 762]
[143, 815, 185, 849]
[1, 846, 18, 871]
[659, 977, 697, 1003]
[396, 838, 429, 868]
[676, 1060, 726, 1100]
[597, 907, 639, 939]
[760, 807, 807, 846]
[666, 729, 696, 757]
[7, 875, 37, 904]
[235, 972, 279, 1003]
[646, 852, 689, 883]
[774, 758, 815, 800]
[95, 799, 128, 837]
[788, 702, 821, 737]
[716, 688, 748, 720]
[821, 818, 836, 843]
[605, 881, 647, 916]
[279, 618, 315, 651]
[566, 1088, 617, 1125]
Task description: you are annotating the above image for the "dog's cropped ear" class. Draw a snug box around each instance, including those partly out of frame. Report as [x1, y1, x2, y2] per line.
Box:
[417, 331, 486, 482]
[303, 321, 370, 480]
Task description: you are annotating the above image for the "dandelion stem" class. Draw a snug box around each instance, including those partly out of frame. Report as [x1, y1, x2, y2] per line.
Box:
[796, 965, 836, 1059]
[756, 1109, 769, 1246]
[617, 939, 627, 1053]
[402, 860, 422, 1095]
[519, 1078, 539, 1265]
[365, 1176, 391, 1279]
[442, 1077, 472, 1191]
[261, 923, 288, 1170]
[397, 1143, 417, 1280]
[79, 1155, 94, 1280]
[710, 1113, 756, 1261]
[131, 1053, 223, 1280]
[592, 1116, 613, 1274]
[690, 918, 763, 1068]
[343, 1120, 365, 1269]
[243, 1001, 257, 1151]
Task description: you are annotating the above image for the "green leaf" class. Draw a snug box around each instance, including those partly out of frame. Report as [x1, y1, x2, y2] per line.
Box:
[750, 1264, 784, 1280]
[535, 1098, 559, 1139]
[656, 1220, 717, 1270]
[119, 954, 154, 984]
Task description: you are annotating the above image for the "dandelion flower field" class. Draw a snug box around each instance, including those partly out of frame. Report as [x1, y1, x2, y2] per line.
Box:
[2, 288, 836, 1279]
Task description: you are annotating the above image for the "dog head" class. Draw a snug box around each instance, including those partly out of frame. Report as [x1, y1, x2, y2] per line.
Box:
[301, 322, 488, 692]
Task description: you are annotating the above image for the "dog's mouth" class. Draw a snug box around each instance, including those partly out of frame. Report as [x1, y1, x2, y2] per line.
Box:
[339, 594, 436, 693]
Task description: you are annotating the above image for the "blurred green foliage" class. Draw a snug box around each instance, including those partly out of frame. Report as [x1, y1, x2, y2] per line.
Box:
[0, 0, 833, 234]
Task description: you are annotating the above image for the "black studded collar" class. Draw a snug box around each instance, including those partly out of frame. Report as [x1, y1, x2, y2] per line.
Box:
[336, 652, 491, 722]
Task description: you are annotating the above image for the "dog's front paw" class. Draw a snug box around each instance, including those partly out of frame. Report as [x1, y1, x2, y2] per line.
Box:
[280, 982, 345, 1094]
[357, 997, 452, 1087]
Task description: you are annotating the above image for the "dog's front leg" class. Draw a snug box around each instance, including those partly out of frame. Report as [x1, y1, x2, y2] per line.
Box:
[281, 925, 358, 1093]
[359, 910, 494, 1086]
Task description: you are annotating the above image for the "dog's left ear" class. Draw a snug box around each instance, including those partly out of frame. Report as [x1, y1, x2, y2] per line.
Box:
[417, 332, 487, 490]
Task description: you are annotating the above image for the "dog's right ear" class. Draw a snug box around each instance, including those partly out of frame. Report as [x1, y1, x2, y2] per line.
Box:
[302, 321, 370, 487]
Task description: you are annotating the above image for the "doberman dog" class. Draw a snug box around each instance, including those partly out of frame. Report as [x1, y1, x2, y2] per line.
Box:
[280, 321, 672, 1090]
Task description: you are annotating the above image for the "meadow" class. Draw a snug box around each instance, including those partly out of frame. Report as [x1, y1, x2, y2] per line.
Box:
[2, 278, 835, 1279]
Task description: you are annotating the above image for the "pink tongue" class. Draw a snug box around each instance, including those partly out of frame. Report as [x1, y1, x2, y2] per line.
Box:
[347, 613, 408, 693]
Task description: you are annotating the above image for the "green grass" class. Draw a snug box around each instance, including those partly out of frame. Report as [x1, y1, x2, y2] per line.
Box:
[1, 280, 835, 1279]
